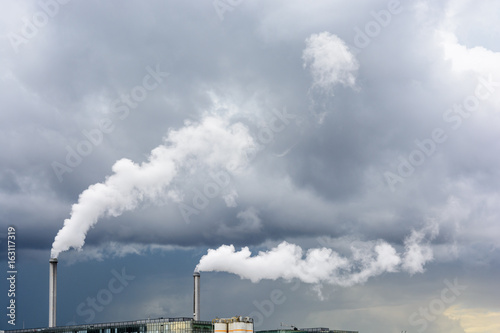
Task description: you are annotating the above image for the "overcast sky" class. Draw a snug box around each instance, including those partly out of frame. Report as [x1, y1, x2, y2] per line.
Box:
[1, 1, 500, 333]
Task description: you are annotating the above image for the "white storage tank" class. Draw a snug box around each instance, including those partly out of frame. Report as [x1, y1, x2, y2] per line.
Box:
[245, 319, 253, 333]
[214, 321, 228, 333]
[228, 319, 246, 333]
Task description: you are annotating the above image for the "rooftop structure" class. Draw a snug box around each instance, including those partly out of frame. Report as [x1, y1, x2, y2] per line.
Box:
[257, 328, 358, 333]
[2, 317, 213, 333]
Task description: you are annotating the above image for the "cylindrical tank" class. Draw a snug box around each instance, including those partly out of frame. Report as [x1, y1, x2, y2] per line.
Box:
[214, 322, 228, 333]
[229, 320, 246, 333]
[245, 319, 253, 333]
[214, 322, 227, 333]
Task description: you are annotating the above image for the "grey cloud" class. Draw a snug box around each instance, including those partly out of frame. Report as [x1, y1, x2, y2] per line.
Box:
[1, 1, 500, 332]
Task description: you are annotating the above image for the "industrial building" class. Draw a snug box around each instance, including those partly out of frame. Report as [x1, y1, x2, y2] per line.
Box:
[2, 317, 214, 333]
[1, 319, 357, 333]
[258, 328, 358, 333]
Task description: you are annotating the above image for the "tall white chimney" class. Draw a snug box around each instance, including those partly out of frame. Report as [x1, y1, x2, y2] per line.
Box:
[49, 258, 57, 328]
[193, 271, 200, 320]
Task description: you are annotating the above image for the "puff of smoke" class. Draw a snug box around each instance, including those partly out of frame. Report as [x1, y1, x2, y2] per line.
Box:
[303, 32, 359, 92]
[196, 226, 438, 287]
[51, 116, 255, 258]
[402, 223, 439, 274]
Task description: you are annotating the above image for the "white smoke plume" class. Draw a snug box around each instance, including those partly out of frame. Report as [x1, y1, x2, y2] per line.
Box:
[51, 115, 255, 258]
[196, 227, 438, 287]
[302, 32, 359, 92]
[402, 223, 439, 274]
[302, 32, 359, 123]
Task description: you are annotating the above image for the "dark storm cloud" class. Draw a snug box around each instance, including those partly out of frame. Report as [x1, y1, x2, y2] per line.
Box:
[1, 0, 500, 332]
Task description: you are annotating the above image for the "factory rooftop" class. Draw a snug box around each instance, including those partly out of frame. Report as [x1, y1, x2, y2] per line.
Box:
[1, 317, 213, 333]
[258, 328, 358, 333]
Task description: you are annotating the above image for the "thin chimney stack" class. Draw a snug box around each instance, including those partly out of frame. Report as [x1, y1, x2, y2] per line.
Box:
[193, 272, 200, 320]
[49, 258, 57, 327]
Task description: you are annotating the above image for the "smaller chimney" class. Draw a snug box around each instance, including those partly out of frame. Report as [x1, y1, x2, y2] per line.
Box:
[49, 258, 58, 328]
[193, 272, 200, 320]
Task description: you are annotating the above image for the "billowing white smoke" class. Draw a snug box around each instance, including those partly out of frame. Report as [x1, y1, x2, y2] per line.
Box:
[402, 223, 439, 274]
[51, 116, 255, 258]
[196, 228, 437, 287]
[302, 32, 359, 92]
[302, 32, 358, 123]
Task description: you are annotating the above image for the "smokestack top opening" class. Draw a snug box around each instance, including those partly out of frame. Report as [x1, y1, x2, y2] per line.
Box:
[193, 271, 200, 277]
[50, 258, 58, 263]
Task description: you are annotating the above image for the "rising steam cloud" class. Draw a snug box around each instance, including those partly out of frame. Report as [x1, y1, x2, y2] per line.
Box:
[51, 115, 255, 258]
[196, 226, 437, 287]
[51, 33, 360, 259]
